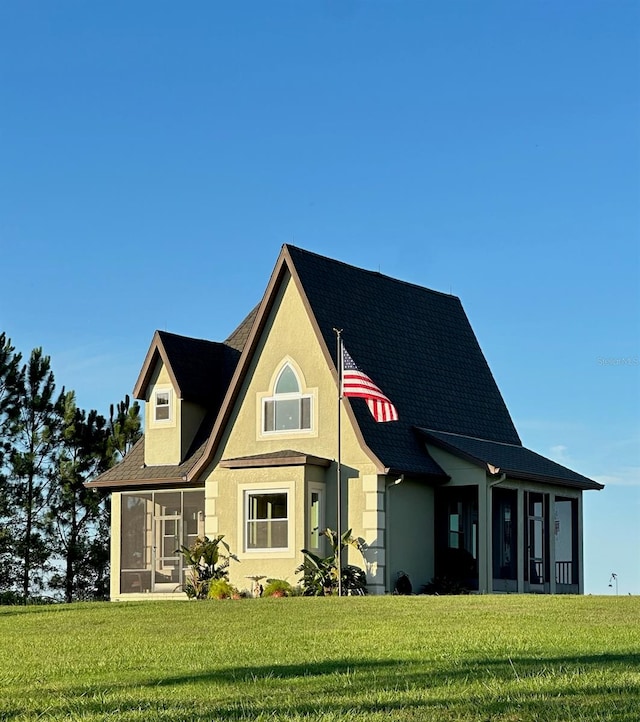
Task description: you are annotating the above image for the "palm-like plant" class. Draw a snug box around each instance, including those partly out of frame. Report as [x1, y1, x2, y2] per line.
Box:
[177, 535, 238, 599]
[297, 528, 368, 596]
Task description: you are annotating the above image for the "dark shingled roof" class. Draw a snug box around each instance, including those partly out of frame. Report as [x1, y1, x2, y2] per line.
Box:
[286, 245, 520, 478]
[417, 428, 603, 490]
[224, 305, 260, 352]
[87, 436, 204, 488]
[155, 331, 240, 408]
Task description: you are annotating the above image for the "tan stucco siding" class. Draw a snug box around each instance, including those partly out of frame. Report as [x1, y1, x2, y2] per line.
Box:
[204, 271, 379, 589]
[385, 477, 435, 593]
[144, 361, 180, 466]
[426, 445, 485, 486]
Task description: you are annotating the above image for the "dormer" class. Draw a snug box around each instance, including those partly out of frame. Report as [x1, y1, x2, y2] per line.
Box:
[133, 330, 240, 467]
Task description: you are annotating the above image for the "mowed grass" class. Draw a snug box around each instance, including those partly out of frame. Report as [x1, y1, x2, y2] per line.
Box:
[0, 596, 638, 721]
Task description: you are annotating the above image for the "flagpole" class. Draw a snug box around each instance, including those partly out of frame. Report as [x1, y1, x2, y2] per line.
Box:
[333, 327, 343, 597]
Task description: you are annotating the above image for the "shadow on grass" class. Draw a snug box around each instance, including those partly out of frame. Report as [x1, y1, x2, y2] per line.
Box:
[4, 653, 639, 721]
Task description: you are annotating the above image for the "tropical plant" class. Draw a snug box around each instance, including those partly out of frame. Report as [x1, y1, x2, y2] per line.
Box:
[207, 578, 238, 600]
[263, 578, 296, 597]
[177, 535, 237, 599]
[297, 528, 368, 596]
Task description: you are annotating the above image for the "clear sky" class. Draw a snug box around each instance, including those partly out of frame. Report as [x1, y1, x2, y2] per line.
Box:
[1, 1, 638, 595]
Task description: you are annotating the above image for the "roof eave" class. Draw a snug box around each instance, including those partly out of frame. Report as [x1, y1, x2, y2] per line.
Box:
[188, 244, 388, 481]
[419, 428, 604, 491]
[132, 331, 183, 401]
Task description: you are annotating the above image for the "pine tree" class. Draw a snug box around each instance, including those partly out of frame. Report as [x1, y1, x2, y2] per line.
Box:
[108, 394, 142, 460]
[48, 392, 112, 602]
[7, 348, 59, 599]
[0, 333, 23, 595]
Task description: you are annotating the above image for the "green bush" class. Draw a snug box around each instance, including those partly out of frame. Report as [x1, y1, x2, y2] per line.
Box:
[263, 579, 295, 597]
[207, 578, 238, 600]
[177, 535, 238, 599]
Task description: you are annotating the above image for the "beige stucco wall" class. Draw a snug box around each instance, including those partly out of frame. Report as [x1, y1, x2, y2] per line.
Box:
[142, 362, 207, 466]
[385, 477, 435, 593]
[144, 362, 180, 466]
[426, 445, 485, 486]
[204, 271, 380, 591]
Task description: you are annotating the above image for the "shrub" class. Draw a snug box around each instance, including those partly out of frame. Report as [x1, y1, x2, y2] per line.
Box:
[263, 579, 295, 597]
[207, 578, 238, 600]
[177, 535, 238, 599]
[420, 576, 470, 595]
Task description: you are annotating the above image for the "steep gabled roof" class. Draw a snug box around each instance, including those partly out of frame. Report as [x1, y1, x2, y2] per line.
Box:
[133, 330, 240, 408]
[189, 245, 519, 480]
[284, 246, 522, 477]
[417, 428, 603, 491]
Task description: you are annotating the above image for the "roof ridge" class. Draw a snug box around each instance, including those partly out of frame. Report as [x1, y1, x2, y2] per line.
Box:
[157, 329, 222, 346]
[419, 427, 524, 449]
[284, 244, 460, 302]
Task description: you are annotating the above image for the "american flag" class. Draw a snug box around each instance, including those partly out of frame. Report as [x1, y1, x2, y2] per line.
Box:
[342, 346, 398, 423]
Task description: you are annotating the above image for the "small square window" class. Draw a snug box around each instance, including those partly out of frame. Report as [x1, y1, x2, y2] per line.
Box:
[155, 390, 171, 422]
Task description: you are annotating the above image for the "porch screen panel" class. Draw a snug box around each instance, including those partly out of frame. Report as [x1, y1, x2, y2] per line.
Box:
[120, 493, 153, 593]
[492, 488, 517, 581]
[555, 497, 578, 586]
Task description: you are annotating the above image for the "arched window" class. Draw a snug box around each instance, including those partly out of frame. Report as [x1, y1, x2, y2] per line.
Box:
[263, 363, 312, 433]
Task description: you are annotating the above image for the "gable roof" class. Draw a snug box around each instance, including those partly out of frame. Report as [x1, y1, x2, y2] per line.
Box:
[285, 246, 522, 475]
[417, 428, 603, 491]
[133, 330, 240, 408]
[189, 245, 522, 481]
[94, 244, 599, 491]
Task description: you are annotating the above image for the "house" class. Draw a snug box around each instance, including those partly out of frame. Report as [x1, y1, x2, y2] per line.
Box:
[88, 245, 603, 598]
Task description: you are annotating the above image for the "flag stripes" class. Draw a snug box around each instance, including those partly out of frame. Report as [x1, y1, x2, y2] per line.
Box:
[342, 347, 398, 423]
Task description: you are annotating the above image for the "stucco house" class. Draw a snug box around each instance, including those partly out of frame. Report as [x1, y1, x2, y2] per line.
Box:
[88, 245, 603, 599]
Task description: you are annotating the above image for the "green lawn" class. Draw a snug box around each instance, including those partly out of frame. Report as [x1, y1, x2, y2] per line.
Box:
[0, 595, 638, 721]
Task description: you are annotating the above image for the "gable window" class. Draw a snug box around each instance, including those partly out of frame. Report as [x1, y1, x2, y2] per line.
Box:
[245, 490, 288, 551]
[154, 389, 172, 423]
[263, 364, 312, 433]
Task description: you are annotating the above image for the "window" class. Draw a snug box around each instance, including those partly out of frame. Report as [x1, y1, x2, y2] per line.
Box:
[245, 491, 288, 550]
[154, 389, 172, 423]
[308, 484, 325, 551]
[263, 364, 312, 433]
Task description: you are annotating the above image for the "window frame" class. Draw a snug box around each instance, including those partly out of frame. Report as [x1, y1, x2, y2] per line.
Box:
[244, 488, 290, 553]
[153, 387, 173, 424]
[261, 363, 313, 435]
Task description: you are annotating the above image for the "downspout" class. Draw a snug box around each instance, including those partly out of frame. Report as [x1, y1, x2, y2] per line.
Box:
[485, 468, 506, 594]
[385, 474, 404, 593]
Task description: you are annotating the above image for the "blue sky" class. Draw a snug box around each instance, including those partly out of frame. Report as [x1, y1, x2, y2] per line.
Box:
[1, 1, 638, 595]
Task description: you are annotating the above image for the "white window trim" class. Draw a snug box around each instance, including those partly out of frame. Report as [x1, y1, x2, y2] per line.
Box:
[257, 359, 317, 439]
[244, 488, 289, 553]
[152, 387, 174, 426]
[261, 392, 313, 435]
[238, 482, 295, 559]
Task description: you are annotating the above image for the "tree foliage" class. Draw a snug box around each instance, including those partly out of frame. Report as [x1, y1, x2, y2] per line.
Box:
[0, 332, 141, 603]
[48, 391, 113, 602]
